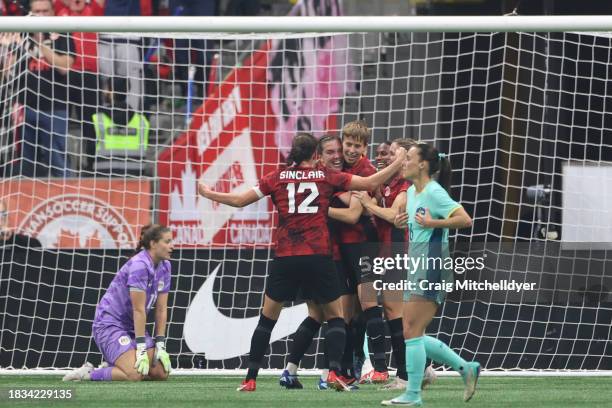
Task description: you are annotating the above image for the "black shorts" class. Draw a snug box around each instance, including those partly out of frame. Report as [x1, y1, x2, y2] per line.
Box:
[266, 255, 341, 305]
[334, 260, 354, 296]
[339, 242, 379, 287]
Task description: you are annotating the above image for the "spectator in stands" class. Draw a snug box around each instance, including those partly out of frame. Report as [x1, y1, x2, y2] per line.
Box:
[98, 0, 144, 112]
[92, 77, 150, 175]
[57, 0, 104, 173]
[169, 0, 218, 102]
[0, 198, 41, 247]
[140, 0, 151, 16]
[0, 0, 27, 15]
[225, 0, 260, 16]
[53, 0, 68, 14]
[0, 31, 23, 177]
[19, 0, 75, 177]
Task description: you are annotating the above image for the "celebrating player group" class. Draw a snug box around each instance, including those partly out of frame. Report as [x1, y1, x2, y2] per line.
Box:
[199, 120, 480, 405]
[63, 120, 479, 407]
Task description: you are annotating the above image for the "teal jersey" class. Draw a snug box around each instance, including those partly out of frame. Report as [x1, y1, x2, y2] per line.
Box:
[406, 180, 461, 245]
[404, 180, 462, 304]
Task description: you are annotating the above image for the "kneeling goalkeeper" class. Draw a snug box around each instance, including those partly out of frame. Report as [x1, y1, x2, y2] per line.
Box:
[63, 224, 173, 382]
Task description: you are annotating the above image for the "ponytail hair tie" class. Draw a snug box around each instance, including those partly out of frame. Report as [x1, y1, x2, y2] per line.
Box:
[438, 153, 446, 160]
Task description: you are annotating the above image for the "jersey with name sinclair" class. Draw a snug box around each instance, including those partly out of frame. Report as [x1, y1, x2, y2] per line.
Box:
[279, 169, 325, 180]
[254, 165, 352, 257]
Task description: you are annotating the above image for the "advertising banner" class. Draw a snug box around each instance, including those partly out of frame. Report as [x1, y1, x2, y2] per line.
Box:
[157, 45, 278, 247]
[0, 179, 150, 248]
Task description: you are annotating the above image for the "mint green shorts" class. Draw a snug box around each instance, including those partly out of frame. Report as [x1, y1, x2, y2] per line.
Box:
[402, 243, 454, 304]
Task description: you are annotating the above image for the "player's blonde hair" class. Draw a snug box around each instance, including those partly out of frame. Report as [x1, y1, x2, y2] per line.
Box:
[341, 120, 370, 145]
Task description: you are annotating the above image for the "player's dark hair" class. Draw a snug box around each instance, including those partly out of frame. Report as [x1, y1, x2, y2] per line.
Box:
[136, 224, 171, 252]
[286, 133, 318, 166]
[380, 140, 392, 147]
[414, 142, 452, 192]
[317, 134, 342, 155]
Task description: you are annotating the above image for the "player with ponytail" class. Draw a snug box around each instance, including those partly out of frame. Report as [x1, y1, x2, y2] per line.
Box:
[63, 224, 174, 382]
[382, 143, 479, 406]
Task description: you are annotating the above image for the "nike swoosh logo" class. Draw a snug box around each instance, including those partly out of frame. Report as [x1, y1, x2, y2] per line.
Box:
[183, 264, 308, 360]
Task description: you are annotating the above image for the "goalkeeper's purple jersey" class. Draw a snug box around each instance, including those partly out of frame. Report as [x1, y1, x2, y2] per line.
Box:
[93, 250, 171, 330]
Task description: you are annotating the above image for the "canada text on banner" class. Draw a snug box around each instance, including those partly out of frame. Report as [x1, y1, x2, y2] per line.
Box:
[157, 43, 279, 248]
[157, 2, 351, 248]
[0, 179, 150, 249]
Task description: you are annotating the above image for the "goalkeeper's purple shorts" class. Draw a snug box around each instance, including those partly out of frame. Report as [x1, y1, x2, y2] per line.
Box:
[92, 324, 154, 365]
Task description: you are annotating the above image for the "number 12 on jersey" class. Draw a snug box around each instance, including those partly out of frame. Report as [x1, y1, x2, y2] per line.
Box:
[286, 182, 319, 214]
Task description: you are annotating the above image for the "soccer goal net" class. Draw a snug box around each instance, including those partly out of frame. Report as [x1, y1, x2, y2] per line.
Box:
[1, 12, 611, 373]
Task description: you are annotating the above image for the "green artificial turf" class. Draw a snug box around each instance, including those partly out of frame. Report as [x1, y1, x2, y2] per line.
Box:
[0, 375, 610, 407]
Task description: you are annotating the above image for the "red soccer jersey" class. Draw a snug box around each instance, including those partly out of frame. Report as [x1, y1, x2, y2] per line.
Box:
[54, 0, 68, 15]
[328, 195, 344, 261]
[338, 156, 377, 244]
[58, 4, 101, 72]
[254, 164, 352, 257]
[376, 176, 410, 255]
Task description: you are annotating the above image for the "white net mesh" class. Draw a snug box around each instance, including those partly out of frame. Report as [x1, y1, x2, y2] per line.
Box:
[0, 27, 611, 371]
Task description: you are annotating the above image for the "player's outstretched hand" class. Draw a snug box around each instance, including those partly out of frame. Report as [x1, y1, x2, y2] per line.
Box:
[153, 338, 172, 374]
[134, 342, 150, 376]
[394, 212, 408, 229]
[198, 181, 212, 198]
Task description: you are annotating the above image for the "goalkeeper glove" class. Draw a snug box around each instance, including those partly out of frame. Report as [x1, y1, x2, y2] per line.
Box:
[134, 338, 149, 376]
[153, 336, 172, 374]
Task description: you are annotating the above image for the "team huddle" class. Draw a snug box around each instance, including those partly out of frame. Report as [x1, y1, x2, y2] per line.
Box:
[63, 121, 480, 407]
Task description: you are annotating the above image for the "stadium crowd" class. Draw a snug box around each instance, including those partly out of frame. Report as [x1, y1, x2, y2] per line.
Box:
[0, 0, 261, 177]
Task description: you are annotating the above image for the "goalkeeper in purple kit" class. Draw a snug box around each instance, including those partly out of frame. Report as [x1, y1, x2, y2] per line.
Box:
[63, 224, 174, 382]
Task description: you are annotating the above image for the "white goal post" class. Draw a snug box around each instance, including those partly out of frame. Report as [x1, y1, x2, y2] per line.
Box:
[2, 15, 612, 33]
[1, 13, 612, 375]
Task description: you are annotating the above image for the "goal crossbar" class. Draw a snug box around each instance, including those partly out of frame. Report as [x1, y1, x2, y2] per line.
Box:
[2, 15, 612, 33]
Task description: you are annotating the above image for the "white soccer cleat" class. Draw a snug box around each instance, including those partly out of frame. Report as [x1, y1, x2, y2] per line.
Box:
[62, 362, 94, 382]
[421, 365, 437, 390]
[379, 365, 437, 391]
[380, 377, 407, 390]
[381, 395, 423, 406]
[462, 362, 481, 402]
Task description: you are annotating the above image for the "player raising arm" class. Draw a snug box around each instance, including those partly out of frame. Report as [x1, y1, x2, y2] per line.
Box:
[337, 121, 390, 385]
[63, 225, 173, 382]
[382, 143, 479, 406]
[279, 134, 364, 390]
[355, 137, 434, 391]
[198, 133, 406, 392]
